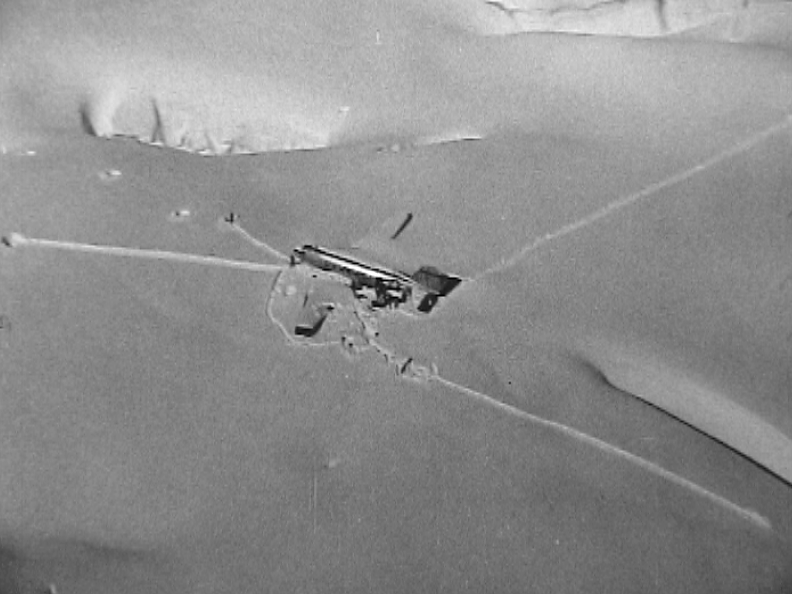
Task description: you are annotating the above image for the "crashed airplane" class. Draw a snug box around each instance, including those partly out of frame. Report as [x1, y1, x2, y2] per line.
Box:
[291, 244, 462, 317]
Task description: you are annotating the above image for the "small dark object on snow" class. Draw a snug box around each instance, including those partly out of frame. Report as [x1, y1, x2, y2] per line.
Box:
[294, 295, 333, 337]
[390, 213, 413, 240]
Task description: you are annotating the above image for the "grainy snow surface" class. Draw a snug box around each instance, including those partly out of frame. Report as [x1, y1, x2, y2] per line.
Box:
[2, 1, 792, 592]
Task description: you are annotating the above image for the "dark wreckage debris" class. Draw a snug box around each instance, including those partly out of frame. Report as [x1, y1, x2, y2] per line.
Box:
[291, 244, 461, 315]
[266, 243, 461, 379]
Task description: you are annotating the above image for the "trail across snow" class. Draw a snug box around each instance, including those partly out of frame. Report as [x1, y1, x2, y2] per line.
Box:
[3, 227, 772, 532]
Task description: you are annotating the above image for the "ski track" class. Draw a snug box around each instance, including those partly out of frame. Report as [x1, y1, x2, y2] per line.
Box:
[5, 233, 284, 273]
[226, 221, 290, 261]
[4, 218, 773, 532]
[429, 374, 771, 531]
[482, 115, 792, 278]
